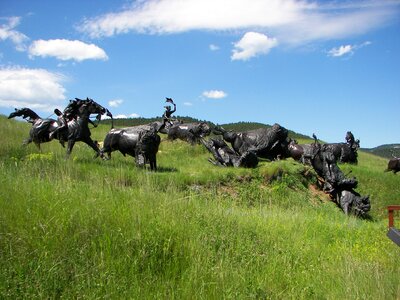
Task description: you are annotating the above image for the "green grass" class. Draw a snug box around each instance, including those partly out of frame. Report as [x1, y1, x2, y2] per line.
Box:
[0, 116, 399, 299]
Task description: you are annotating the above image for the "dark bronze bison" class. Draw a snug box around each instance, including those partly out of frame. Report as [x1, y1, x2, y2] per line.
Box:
[167, 122, 211, 145]
[287, 132, 359, 165]
[286, 137, 317, 165]
[386, 157, 400, 174]
[304, 141, 370, 217]
[213, 123, 289, 160]
[322, 131, 360, 164]
[102, 124, 161, 170]
[202, 138, 258, 168]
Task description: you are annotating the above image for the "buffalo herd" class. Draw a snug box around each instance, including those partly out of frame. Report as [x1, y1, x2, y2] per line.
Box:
[7, 98, 398, 217]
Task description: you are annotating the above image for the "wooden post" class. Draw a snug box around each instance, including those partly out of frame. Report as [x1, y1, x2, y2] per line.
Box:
[388, 205, 400, 228]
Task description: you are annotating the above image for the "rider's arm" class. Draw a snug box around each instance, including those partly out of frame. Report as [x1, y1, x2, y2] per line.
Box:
[170, 103, 176, 114]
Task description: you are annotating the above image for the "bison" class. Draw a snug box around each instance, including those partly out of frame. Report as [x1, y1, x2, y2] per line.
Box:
[102, 124, 161, 171]
[386, 157, 400, 174]
[213, 123, 289, 160]
[167, 122, 211, 145]
[201, 138, 258, 168]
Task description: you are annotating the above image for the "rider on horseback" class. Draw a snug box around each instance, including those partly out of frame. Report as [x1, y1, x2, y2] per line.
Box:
[50, 98, 97, 140]
[162, 97, 176, 126]
[158, 97, 176, 132]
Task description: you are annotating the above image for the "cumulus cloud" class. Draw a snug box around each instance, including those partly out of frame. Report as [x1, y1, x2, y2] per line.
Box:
[0, 17, 29, 51]
[28, 39, 108, 61]
[0, 67, 66, 111]
[232, 32, 278, 61]
[79, 0, 399, 46]
[328, 41, 372, 57]
[108, 99, 123, 107]
[202, 90, 227, 99]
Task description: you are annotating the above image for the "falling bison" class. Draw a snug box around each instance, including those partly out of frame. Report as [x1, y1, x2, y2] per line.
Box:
[202, 138, 258, 168]
[213, 123, 289, 160]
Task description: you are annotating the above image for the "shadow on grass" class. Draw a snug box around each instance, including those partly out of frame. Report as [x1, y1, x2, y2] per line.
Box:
[154, 166, 178, 173]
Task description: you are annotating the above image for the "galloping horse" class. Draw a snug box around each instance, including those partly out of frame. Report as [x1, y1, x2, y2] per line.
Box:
[63, 98, 112, 158]
[8, 108, 64, 150]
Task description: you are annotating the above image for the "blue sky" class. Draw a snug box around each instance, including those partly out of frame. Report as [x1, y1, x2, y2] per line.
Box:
[1, 0, 399, 148]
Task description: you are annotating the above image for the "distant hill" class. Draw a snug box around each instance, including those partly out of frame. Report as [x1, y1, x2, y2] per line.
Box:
[101, 117, 310, 140]
[362, 144, 400, 159]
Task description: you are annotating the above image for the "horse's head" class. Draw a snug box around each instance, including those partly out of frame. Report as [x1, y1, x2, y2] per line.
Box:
[84, 98, 108, 115]
[8, 107, 39, 121]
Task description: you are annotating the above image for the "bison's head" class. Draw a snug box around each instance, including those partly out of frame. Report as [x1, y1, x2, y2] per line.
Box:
[199, 122, 211, 137]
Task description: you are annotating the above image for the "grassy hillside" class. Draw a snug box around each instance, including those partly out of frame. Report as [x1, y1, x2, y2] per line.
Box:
[362, 144, 400, 159]
[0, 116, 399, 299]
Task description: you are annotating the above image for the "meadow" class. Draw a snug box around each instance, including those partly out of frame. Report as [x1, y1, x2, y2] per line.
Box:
[0, 115, 399, 299]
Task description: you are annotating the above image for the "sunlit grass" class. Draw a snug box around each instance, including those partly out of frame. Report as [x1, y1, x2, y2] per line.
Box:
[1, 116, 399, 299]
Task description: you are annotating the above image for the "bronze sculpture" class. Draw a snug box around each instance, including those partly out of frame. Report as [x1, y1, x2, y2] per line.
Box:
[304, 138, 370, 217]
[202, 138, 258, 168]
[8, 107, 65, 149]
[55, 98, 112, 158]
[102, 124, 161, 171]
[213, 123, 289, 160]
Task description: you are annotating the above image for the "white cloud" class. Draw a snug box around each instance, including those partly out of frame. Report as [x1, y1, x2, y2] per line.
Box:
[328, 44, 353, 57]
[202, 90, 227, 99]
[114, 114, 128, 119]
[328, 41, 372, 57]
[28, 39, 108, 61]
[114, 113, 140, 119]
[232, 32, 278, 61]
[108, 99, 123, 107]
[0, 17, 29, 51]
[79, 0, 399, 46]
[209, 44, 219, 51]
[0, 67, 66, 111]
[183, 102, 193, 106]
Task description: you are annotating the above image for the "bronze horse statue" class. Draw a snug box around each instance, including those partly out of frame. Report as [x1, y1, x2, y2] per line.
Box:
[59, 98, 112, 158]
[8, 107, 64, 150]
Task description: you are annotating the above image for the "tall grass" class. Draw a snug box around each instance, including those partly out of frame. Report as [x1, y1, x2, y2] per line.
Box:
[0, 116, 399, 299]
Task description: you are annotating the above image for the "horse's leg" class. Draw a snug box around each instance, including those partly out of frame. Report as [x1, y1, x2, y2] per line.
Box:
[85, 138, 103, 159]
[22, 137, 32, 146]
